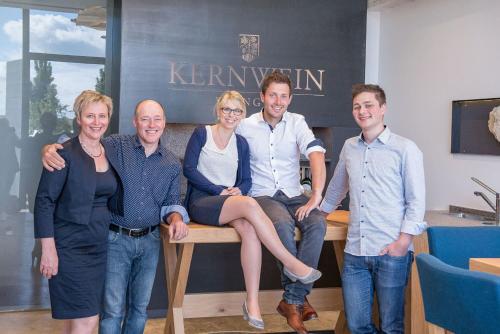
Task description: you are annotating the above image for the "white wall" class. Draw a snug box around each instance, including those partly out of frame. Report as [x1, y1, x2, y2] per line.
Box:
[367, 0, 500, 210]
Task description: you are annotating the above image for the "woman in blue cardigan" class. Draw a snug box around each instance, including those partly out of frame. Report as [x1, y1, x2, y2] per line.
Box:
[183, 91, 321, 330]
[34, 91, 123, 333]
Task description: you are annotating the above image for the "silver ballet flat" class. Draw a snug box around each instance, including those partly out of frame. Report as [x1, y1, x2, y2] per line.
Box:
[242, 301, 265, 330]
[283, 267, 322, 284]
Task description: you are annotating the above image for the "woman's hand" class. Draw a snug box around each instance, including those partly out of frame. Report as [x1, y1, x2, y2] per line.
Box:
[226, 187, 242, 196]
[40, 238, 59, 279]
[220, 187, 241, 196]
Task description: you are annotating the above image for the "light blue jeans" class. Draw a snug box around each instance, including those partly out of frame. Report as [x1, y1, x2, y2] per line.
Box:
[99, 227, 160, 334]
[256, 191, 326, 305]
[341, 251, 413, 334]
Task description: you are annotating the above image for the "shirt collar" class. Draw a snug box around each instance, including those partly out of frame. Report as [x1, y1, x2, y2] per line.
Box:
[357, 126, 391, 145]
[133, 134, 167, 156]
[258, 109, 289, 128]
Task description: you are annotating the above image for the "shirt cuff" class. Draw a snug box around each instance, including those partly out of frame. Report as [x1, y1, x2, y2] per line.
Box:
[161, 205, 190, 224]
[400, 219, 427, 236]
[305, 145, 326, 158]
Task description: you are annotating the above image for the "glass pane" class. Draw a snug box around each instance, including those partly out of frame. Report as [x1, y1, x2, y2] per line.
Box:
[0, 6, 49, 311]
[30, 9, 105, 57]
[28, 61, 104, 135]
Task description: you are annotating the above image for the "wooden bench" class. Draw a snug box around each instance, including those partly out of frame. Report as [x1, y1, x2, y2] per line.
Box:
[160, 211, 350, 334]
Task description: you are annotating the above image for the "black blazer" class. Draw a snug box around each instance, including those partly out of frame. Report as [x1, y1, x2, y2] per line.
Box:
[34, 136, 124, 238]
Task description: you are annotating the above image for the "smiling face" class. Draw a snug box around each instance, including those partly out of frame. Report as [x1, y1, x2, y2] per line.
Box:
[352, 91, 386, 132]
[260, 82, 292, 125]
[216, 99, 245, 130]
[133, 100, 166, 146]
[77, 102, 110, 141]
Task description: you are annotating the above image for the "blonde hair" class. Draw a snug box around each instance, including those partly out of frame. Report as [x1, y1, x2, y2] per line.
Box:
[73, 90, 113, 119]
[213, 90, 247, 120]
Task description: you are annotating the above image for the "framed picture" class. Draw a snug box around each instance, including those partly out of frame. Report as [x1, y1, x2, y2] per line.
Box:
[451, 98, 500, 155]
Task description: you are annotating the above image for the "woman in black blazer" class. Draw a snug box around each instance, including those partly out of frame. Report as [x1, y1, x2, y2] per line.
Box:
[34, 90, 123, 333]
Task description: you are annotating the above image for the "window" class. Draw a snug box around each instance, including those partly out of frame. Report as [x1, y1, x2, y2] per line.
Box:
[0, 1, 112, 311]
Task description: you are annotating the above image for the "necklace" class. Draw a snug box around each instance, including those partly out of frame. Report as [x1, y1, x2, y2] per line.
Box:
[80, 141, 103, 158]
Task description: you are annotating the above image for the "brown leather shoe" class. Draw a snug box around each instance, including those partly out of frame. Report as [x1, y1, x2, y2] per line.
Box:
[277, 299, 309, 334]
[302, 297, 319, 322]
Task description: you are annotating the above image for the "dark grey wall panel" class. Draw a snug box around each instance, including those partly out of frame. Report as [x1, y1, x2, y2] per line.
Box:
[117, 0, 367, 314]
[120, 0, 366, 132]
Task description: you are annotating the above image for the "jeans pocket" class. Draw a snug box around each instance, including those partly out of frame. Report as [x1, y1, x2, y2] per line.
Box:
[108, 230, 119, 243]
[150, 227, 161, 240]
[378, 253, 411, 287]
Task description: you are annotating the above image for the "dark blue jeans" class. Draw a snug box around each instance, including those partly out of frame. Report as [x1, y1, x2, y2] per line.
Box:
[99, 227, 161, 334]
[341, 251, 413, 334]
[256, 191, 326, 305]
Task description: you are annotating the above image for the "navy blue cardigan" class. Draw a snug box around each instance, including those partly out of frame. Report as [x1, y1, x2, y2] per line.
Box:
[34, 136, 124, 238]
[183, 126, 251, 206]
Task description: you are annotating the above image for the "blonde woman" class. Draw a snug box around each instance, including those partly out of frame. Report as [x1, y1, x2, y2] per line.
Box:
[183, 91, 321, 330]
[34, 90, 123, 334]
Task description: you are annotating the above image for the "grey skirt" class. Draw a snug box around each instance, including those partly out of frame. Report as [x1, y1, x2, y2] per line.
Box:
[188, 187, 230, 226]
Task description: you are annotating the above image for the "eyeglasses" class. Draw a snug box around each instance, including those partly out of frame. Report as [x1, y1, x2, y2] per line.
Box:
[221, 107, 243, 116]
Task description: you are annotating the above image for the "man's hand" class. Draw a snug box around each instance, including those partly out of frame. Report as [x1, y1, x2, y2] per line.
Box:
[166, 213, 189, 240]
[42, 143, 65, 171]
[379, 233, 413, 256]
[295, 192, 322, 221]
[40, 238, 58, 279]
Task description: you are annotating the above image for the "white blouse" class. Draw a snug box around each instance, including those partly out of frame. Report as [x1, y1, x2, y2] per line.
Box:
[197, 125, 238, 188]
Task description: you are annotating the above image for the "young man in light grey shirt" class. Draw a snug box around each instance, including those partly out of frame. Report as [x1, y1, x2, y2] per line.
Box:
[320, 84, 426, 334]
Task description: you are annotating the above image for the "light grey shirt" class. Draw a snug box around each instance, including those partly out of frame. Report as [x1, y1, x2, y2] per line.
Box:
[320, 127, 427, 256]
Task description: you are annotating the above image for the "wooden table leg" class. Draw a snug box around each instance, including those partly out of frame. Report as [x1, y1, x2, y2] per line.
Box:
[411, 232, 429, 334]
[163, 238, 177, 334]
[332, 240, 349, 334]
[164, 243, 194, 334]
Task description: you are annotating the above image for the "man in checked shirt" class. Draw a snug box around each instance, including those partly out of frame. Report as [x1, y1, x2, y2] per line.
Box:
[320, 84, 427, 334]
[42, 99, 189, 334]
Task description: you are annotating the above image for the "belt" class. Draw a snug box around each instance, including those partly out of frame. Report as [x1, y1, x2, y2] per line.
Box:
[109, 223, 158, 238]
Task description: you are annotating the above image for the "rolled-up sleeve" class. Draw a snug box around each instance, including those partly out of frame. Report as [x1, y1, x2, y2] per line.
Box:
[295, 116, 326, 157]
[161, 204, 190, 224]
[400, 143, 427, 235]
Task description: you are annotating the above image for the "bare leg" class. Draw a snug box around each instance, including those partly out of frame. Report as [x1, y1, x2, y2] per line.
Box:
[61, 320, 71, 334]
[230, 218, 262, 319]
[67, 315, 99, 334]
[219, 196, 311, 277]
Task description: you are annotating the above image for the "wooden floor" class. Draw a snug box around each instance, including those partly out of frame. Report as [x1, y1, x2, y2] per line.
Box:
[0, 309, 338, 333]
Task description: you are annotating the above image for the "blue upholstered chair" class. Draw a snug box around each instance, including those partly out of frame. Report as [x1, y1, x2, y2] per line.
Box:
[427, 226, 500, 268]
[416, 253, 500, 334]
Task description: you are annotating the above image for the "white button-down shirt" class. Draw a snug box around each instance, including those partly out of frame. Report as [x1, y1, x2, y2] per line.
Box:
[320, 127, 427, 256]
[237, 111, 325, 198]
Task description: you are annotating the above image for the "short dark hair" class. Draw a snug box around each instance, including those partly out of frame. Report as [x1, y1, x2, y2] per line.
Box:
[352, 84, 386, 106]
[261, 70, 293, 96]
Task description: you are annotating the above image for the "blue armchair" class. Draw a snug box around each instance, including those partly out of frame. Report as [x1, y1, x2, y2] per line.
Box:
[416, 253, 500, 334]
[427, 226, 500, 268]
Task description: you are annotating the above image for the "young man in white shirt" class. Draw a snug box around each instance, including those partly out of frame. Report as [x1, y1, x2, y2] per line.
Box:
[320, 84, 426, 334]
[237, 71, 326, 334]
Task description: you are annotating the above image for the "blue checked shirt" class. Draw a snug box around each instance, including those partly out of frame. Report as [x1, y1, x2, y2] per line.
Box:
[320, 127, 426, 256]
[104, 134, 189, 229]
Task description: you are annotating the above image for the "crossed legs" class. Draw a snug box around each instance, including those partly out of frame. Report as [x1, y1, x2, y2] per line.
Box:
[218, 195, 314, 319]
